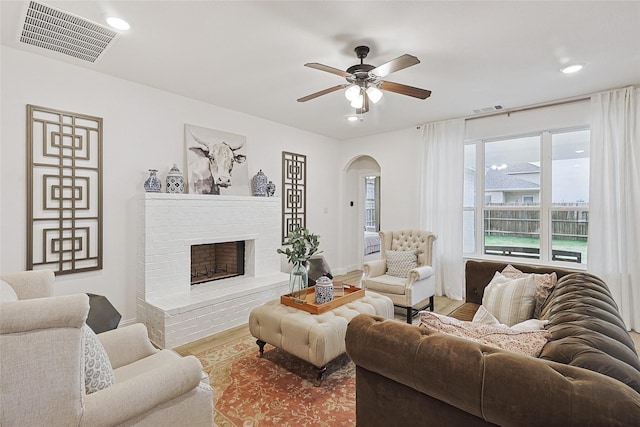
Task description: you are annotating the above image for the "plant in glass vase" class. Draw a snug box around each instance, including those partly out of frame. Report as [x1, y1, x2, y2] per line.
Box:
[277, 226, 322, 302]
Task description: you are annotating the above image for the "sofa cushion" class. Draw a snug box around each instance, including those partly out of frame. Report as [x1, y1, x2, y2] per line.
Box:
[472, 305, 549, 331]
[482, 272, 536, 326]
[82, 324, 115, 394]
[385, 250, 417, 278]
[0, 280, 18, 302]
[501, 264, 557, 318]
[418, 311, 551, 357]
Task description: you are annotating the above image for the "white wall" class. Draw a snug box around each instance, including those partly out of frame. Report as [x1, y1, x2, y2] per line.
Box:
[337, 126, 423, 271]
[0, 46, 341, 324]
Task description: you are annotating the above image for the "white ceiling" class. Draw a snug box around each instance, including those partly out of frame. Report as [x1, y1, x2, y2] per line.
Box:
[2, 1, 639, 140]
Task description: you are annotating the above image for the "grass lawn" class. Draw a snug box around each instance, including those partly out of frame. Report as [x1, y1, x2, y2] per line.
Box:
[484, 235, 587, 263]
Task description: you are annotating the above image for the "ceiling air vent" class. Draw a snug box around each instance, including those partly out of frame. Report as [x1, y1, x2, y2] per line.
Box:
[472, 105, 504, 115]
[19, 1, 118, 63]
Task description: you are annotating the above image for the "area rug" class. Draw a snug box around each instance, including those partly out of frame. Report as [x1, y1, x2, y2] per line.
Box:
[194, 333, 356, 427]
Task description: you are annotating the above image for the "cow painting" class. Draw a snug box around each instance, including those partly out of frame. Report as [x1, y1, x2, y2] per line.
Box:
[185, 125, 249, 195]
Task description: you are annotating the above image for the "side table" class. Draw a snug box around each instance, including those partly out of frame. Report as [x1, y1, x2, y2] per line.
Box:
[86, 293, 121, 334]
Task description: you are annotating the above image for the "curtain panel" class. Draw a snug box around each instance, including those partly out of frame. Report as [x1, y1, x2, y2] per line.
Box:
[588, 86, 640, 332]
[419, 119, 466, 300]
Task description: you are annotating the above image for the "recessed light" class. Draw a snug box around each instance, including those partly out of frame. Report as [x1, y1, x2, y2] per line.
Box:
[106, 17, 130, 31]
[346, 116, 358, 122]
[576, 149, 585, 153]
[561, 64, 583, 74]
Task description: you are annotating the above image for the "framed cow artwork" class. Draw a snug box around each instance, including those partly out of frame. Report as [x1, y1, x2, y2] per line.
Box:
[184, 124, 250, 195]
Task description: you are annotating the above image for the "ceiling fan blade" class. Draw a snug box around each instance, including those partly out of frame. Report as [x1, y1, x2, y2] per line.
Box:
[379, 80, 432, 99]
[370, 54, 420, 78]
[304, 63, 352, 78]
[297, 84, 348, 102]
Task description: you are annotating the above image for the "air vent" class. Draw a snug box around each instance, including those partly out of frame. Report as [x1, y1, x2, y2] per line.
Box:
[472, 105, 504, 114]
[19, 1, 118, 63]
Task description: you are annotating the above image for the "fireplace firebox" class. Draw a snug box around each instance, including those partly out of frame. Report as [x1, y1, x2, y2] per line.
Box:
[191, 241, 245, 285]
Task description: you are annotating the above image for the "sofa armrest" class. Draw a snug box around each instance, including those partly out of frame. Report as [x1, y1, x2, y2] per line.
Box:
[408, 265, 435, 283]
[0, 294, 88, 333]
[0, 270, 54, 299]
[97, 323, 158, 369]
[81, 355, 206, 426]
[363, 259, 386, 278]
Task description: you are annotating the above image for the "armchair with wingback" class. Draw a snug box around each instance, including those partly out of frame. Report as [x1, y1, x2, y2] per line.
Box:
[363, 229, 437, 323]
[0, 270, 214, 427]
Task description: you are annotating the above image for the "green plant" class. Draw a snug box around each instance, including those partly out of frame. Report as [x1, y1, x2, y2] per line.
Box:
[277, 226, 322, 265]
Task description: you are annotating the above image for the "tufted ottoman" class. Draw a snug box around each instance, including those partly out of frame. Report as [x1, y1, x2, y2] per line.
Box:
[249, 291, 393, 380]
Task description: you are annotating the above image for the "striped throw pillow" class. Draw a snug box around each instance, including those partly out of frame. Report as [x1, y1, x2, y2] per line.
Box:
[482, 272, 536, 326]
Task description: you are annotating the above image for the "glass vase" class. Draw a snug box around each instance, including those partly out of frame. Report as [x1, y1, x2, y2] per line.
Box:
[289, 261, 308, 303]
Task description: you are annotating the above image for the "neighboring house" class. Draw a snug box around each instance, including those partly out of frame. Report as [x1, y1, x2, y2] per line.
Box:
[485, 163, 540, 205]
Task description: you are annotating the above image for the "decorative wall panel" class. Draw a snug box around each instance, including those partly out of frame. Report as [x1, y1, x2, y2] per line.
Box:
[281, 151, 307, 243]
[26, 105, 102, 274]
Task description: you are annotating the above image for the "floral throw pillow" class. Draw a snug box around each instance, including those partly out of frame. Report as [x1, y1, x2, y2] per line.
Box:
[385, 250, 417, 278]
[82, 324, 115, 394]
[501, 265, 557, 318]
[419, 311, 551, 357]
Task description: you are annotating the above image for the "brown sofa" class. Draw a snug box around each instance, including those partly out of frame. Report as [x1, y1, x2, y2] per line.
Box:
[345, 260, 640, 426]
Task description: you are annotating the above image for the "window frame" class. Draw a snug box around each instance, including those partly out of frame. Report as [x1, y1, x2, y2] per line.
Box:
[464, 126, 589, 268]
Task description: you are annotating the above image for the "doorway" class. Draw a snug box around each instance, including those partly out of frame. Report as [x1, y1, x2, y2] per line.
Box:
[363, 176, 381, 262]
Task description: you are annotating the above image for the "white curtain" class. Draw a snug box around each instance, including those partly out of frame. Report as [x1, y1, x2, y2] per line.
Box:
[419, 119, 466, 300]
[588, 86, 640, 332]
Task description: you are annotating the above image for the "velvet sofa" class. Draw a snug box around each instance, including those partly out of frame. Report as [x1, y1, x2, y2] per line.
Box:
[345, 260, 640, 426]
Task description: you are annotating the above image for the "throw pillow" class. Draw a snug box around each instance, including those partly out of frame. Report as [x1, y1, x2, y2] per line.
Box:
[0, 280, 18, 302]
[418, 311, 551, 357]
[482, 271, 537, 326]
[385, 250, 417, 278]
[472, 305, 549, 331]
[82, 324, 115, 394]
[501, 265, 557, 318]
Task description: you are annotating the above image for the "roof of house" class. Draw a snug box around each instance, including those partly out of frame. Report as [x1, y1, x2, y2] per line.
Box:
[485, 163, 540, 191]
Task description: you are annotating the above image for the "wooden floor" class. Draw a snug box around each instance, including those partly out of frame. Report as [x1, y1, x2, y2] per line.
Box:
[175, 270, 640, 355]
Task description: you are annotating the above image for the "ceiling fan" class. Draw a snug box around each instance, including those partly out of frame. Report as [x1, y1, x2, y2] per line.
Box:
[297, 45, 432, 114]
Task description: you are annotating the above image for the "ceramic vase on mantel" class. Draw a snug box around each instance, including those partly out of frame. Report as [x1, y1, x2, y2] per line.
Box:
[165, 163, 185, 194]
[266, 180, 276, 197]
[144, 169, 161, 193]
[289, 261, 309, 303]
[252, 169, 268, 197]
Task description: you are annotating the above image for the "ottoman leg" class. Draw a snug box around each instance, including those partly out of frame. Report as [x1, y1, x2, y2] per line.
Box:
[315, 366, 327, 385]
[256, 339, 266, 356]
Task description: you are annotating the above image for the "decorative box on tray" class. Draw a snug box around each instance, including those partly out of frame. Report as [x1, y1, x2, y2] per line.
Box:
[280, 283, 364, 314]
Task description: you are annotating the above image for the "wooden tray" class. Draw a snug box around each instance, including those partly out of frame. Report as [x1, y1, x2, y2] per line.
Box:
[280, 282, 365, 315]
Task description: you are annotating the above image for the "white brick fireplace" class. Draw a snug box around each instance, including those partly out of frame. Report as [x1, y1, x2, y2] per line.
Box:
[137, 193, 288, 348]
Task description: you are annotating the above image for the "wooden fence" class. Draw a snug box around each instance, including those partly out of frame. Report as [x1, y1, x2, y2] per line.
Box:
[484, 209, 588, 241]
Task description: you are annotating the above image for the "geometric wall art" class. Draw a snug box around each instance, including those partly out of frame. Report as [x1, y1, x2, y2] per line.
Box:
[281, 151, 307, 243]
[26, 105, 103, 275]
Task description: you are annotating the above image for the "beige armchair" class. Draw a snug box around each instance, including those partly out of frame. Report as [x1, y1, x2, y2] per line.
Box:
[363, 230, 437, 323]
[0, 270, 214, 427]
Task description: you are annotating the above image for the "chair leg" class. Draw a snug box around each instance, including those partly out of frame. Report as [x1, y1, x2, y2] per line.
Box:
[430, 295, 435, 312]
[406, 307, 412, 324]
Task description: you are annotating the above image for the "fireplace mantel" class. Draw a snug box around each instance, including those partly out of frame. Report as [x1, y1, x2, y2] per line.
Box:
[137, 192, 288, 348]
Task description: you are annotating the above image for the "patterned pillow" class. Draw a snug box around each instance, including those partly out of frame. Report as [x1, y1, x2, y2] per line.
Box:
[482, 272, 537, 326]
[501, 265, 557, 318]
[82, 324, 115, 394]
[419, 311, 551, 357]
[385, 250, 418, 278]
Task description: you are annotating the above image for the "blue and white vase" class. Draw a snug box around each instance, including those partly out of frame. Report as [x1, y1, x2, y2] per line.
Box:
[144, 169, 161, 193]
[252, 170, 268, 197]
[166, 164, 184, 194]
[315, 276, 334, 304]
[266, 180, 276, 197]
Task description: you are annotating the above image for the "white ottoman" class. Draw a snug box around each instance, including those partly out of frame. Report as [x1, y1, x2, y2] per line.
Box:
[249, 291, 393, 379]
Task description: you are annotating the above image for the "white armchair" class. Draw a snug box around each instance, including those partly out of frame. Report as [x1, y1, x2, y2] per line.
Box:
[363, 230, 437, 323]
[0, 270, 214, 426]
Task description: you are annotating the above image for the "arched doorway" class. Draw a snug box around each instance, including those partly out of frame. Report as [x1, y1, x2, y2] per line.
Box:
[345, 155, 381, 267]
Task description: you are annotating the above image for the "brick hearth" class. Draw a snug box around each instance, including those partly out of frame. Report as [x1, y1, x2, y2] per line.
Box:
[137, 193, 288, 348]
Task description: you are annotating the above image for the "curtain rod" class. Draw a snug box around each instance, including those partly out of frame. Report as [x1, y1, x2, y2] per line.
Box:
[464, 95, 590, 121]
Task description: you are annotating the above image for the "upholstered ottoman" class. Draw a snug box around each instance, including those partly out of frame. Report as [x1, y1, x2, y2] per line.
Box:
[249, 291, 393, 379]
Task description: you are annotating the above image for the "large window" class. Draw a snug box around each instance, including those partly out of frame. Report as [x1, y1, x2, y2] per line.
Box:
[464, 128, 589, 265]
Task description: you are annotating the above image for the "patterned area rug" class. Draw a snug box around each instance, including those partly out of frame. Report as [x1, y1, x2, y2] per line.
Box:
[194, 333, 356, 427]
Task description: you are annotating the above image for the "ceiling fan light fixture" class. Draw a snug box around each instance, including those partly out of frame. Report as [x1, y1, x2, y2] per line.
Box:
[344, 85, 361, 102]
[366, 86, 383, 104]
[350, 94, 364, 109]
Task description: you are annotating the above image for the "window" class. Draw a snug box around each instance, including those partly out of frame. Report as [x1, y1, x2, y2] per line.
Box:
[464, 128, 589, 265]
